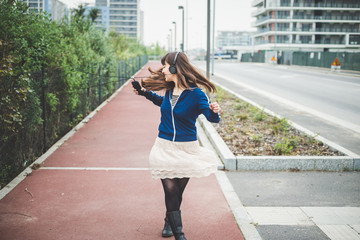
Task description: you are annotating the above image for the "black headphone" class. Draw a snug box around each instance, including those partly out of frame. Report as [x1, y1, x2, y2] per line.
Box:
[169, 52, 180, 74]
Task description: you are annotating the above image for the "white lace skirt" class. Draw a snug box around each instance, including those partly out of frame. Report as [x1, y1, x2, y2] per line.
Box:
[149, 137, 218, 179]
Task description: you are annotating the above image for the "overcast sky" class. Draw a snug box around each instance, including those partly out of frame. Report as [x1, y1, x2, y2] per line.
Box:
[61, 0, 255, 50]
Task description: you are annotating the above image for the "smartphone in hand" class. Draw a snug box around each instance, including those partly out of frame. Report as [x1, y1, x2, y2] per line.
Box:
[131, 79, 142, 91]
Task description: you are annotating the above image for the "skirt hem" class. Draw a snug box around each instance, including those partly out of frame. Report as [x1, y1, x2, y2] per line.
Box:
[150, 165, 218, 179]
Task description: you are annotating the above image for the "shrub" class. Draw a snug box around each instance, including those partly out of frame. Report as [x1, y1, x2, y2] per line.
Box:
[273, 138, 293, 155]
[0, 1, 151, 188]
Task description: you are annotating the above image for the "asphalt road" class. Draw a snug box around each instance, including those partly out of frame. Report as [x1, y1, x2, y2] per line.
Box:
[194, 61, 360, 240]
[226, 171, 360, 240]
[194, 61, 360, 155]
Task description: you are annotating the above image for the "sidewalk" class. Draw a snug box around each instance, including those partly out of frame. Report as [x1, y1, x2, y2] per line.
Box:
[0, 62, 244, 240]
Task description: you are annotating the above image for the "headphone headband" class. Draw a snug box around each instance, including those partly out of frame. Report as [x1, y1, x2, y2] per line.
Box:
[173, 51, 180, 65]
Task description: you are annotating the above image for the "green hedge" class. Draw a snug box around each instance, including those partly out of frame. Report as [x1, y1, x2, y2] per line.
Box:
[0, 1, 154, 188]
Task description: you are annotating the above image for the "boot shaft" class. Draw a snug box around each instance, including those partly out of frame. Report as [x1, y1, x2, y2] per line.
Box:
[166, 211, 187, 240]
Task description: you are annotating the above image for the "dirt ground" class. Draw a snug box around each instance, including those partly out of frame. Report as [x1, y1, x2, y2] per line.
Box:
[209, 87, 343, 156]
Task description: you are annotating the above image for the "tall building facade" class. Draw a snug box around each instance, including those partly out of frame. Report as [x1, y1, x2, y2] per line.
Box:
[252, 0, 360, 51]
[95, 0, 141, 41]
[20, 0, 68, 21]
[216, 31, 253, 49]
[85, 6, 110, 34]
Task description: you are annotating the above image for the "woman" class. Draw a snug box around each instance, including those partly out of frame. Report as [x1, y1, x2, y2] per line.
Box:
[132, 52, 220, 240]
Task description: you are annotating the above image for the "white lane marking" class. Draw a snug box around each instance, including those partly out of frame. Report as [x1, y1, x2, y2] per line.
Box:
[39, 167, 150, 171]
[202, 62, 360, 86]
[214, 72, 360, 135]
[279, 74, 300, 79]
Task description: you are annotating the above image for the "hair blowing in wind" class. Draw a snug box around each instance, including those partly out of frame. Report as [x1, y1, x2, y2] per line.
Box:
[141, 52, 217, 92]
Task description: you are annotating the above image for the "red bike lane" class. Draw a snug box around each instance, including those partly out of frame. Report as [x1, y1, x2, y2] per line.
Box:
[0, 62, 244, 240]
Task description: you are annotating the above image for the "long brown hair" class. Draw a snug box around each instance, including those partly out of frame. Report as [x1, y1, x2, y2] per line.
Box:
[141, 52, 217, 92]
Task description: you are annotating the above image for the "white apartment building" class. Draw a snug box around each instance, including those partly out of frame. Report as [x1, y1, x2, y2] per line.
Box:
[95, 0, 141, 41]
[216, 31, 253, 48]
[85, 5, 110, 34]
[20, 0, 68, 21]
[252, 0, 360, 51]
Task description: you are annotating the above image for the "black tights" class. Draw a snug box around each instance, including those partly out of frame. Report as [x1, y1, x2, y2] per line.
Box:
[161, 178, 190, 212]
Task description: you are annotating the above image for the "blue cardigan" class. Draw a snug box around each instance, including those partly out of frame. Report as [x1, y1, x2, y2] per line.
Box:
[143, 87, 220, 142]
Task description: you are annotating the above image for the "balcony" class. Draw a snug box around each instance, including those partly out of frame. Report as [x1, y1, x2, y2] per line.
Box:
[293, 2, 360, 8]
[251, 0, 263, 7]
[252, 16, 271, 26]
[254, 40, 290, 45]
[253, 14, 360, 24]
[254, 39, 346, 45]
[251, 7, 266, 17]
[267, 2, 291, 7]
[262, 2, 360, 9]
[253, 15, 295, 25]
[290, 39, 345, 45]
[293, 15, 360, 21]
[314, 40, 345, 45]
[315, 28, 360, 33]
[255, 27, 360, 36]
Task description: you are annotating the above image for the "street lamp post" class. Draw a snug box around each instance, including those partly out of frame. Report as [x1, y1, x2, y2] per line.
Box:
[178, 6, 185, 52]
[206, 0, 211, 80]
[172, 21, 177, 51]
[211, 0, 215, 75]
[169, 29, 173, 52]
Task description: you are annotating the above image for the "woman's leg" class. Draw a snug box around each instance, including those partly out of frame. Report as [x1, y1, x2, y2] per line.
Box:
[162, 178, 189, 240]
[161, 178, 190, 211]
[177, 178, 189, 208]
[161, 178, 180, 212]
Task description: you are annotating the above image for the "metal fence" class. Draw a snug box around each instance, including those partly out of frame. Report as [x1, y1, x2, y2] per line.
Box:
[0, 55, 148, 188]
[240, 51, 265, 63]
[41, 55, 149, 150]
[292, 52, 360, 71]
[240, 51, 360, 71]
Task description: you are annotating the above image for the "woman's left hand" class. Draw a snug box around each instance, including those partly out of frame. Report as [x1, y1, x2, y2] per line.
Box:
[209, 102, 220, 113]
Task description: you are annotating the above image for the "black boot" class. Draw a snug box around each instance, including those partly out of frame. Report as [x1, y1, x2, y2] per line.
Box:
[166, 211, 187, 240]
[162, 217, 173, 237]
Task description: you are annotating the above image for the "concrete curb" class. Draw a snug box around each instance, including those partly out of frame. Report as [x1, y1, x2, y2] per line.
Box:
[198, 115, 237, 170]
[196, 121, 224, 170]
[197, 81, 360, 172]
[215, 171, 262, 240]
[197, 118, 263, 239]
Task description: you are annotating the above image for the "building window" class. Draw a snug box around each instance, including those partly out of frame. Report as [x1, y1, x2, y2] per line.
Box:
[111, 0, 137, 2]
[300, 36, 312, 44]
[349, 35, 360, 45]
[110, 4, 137, 8]
[110, 10, 137, 14]
[280, 0, 290, 7]
[277, 11, 290, 19]
[302, 23, 312, 32]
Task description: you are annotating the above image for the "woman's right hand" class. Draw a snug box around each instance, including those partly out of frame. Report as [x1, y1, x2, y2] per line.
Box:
[133, 88, 145, 95]
[132, 80, 146, 96]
